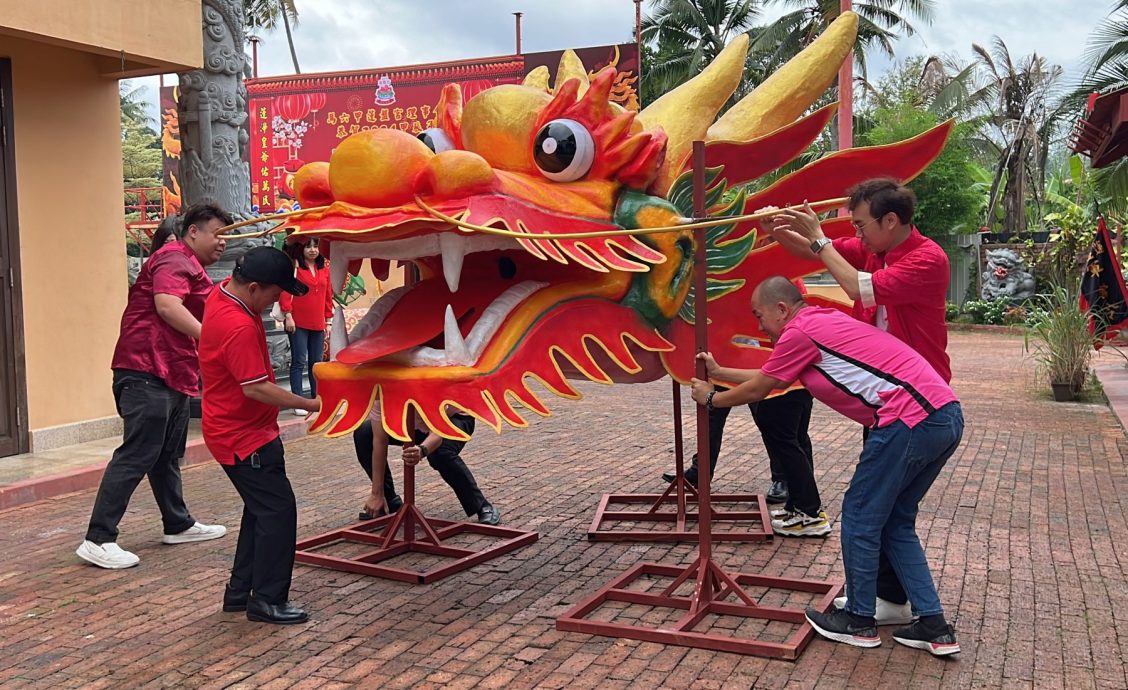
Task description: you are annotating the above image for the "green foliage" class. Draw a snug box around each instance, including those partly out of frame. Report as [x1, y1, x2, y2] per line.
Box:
[122, 120, 162, 189]
[1023, 285, 1094, 389]
[859, 104, 984, 238]
[945, 302, 959, 321]
[961, 297, 1011, 325]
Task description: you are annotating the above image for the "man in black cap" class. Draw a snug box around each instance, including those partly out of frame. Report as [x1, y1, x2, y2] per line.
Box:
[198, 246, 319, 624]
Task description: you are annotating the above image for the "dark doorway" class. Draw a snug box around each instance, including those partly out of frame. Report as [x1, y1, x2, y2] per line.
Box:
[0, 59, 29, 456]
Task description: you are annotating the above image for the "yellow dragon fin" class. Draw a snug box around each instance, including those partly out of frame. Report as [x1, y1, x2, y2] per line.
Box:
[638, 34, 748, 196]
[708, 11, 858, 142]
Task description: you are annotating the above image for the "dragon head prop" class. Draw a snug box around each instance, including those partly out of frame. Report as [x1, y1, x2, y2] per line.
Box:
[279, 12, 952, 441]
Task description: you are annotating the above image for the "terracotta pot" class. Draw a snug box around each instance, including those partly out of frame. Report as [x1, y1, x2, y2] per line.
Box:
[1051, 382, 1075, 402]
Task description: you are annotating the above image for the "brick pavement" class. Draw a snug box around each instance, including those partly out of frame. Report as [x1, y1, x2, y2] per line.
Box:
[1, 331, 1126, 689]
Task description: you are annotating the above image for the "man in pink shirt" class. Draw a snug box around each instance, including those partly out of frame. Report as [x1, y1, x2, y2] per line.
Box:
[691, 277, 963, 656]
[77, 203, 232, 569]
[765, 178, 950, 623]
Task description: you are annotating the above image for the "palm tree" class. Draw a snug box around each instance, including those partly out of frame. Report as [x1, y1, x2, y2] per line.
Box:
[753, 0, 936, 77]
[245, 0, 301, 74]
[641, 1, 765, 102]
[971, 37, 1064, 235]
[119, 81, 153, 134]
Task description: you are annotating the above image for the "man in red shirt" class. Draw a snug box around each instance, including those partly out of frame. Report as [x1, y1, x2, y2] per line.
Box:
[199, 247, 318, 624]
[77, 203, 232, 570]
[766, 178, 951, 626]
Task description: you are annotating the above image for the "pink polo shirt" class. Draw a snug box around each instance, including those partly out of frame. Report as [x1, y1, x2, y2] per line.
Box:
[760, 306, 958, 429]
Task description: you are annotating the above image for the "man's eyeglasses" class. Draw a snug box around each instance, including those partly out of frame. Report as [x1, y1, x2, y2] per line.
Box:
[852, 217, 879, 233]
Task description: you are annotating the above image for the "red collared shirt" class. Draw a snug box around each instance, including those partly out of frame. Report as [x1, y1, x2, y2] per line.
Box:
[199, 280, 280, 465]
[833, 227, 951, 382]
[111, 241, 213, 396]
[278, 262, 334, 330]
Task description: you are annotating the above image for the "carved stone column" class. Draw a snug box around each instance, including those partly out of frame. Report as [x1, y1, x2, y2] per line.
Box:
[177, 0, 271, 283]
[177, 0, 291, 388]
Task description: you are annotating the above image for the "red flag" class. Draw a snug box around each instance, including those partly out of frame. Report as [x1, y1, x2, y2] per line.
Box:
[1080, 216, 1128, 348]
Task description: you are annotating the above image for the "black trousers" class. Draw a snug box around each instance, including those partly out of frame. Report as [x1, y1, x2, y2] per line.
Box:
[221, 437, 296, 605]
[702, 388, 820, 516]
[353, 415, 487, 516]
[861, 425, 909, 605]
[85, 370, 195, 543]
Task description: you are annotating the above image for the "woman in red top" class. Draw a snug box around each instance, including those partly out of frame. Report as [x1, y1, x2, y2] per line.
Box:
[278, 238, 334, 414]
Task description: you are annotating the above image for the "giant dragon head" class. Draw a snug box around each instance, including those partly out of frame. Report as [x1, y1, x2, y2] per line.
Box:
[280, 13, 952, 441]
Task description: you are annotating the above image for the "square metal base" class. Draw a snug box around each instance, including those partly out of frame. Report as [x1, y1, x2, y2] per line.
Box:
[587, 487, 774, 542]
[295, 506, 538, 584]
[557, 561, 843, 659]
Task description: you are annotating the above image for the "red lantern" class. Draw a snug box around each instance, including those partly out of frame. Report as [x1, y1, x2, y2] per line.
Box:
[307, 92, 326, 113]
[275, 93, 311, 122]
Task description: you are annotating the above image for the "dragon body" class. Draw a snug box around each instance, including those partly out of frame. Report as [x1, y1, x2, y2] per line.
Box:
[282, 13, 952, 441]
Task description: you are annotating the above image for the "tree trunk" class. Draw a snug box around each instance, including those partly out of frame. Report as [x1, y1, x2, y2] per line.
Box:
[1002, 140, 1026, 237]
[281, 2, 301, 74]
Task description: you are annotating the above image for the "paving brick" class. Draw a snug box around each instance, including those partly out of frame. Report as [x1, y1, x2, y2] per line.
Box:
[0, 332, 1125, 687]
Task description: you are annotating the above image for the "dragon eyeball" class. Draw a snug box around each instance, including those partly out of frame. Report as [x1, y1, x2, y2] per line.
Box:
[417, 128, 456, 154]
[533, 119, 594, 182]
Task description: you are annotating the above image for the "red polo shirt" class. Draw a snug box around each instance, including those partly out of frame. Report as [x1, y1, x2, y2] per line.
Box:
[278, 262, 334, 330]
[199, 281, 280, 465]
[833, 227, 951, 382]
[111, 241, 213, 395]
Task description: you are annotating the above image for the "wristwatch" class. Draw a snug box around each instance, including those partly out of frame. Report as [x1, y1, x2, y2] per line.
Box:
[705, 390, 716, 411]
[417, 444, 430, 459]
[810, 237, 832, 254]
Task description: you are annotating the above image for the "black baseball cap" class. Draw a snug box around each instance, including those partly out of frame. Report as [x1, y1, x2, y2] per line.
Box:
[233, 247, 309, 296]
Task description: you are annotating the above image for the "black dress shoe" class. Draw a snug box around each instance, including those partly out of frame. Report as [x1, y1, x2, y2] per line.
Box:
[246, 595, 309, 624]
[766, 480, 789, 505]
[222, 584, 249, 613]
[661, 466, 699, 487]
[477, 503, 501, 525]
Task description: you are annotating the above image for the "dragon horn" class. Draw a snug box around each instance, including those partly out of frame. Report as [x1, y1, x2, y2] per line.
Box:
[639, 34, 749, 197]
[707, 12, 858, 142]
[554, 49, 590, 97]
[523, 65, 550, 91]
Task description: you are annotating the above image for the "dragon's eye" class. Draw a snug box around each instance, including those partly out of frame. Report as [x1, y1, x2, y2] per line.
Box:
[533, 119, 594, 182]
[417, 128, 455, 153]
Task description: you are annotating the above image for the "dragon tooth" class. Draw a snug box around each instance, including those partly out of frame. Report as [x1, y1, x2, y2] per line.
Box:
[443, 304, 473, 365]
[439, 233, 466, 293]
[330, 244, 351, 293]
[329, 304, 348, 359]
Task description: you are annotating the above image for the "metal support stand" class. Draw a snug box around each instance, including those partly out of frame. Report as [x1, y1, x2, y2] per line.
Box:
[558, 141, 842, 658]
[587, 382, 773, 542]
[294, 459, 538, 584]
[294, 265, 537, 584]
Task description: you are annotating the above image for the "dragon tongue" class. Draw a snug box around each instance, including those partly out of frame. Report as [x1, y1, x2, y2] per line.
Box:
[336, 277, 508, 365]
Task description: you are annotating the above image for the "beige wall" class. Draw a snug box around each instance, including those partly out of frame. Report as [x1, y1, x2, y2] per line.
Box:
[5, 36, 127, 430]
[0, 0, 201, 76]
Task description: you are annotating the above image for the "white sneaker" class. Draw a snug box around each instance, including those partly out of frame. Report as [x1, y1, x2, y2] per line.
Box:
[772, 510, 832, 537]
[162, 521, 227, 545]
[769, 506, 791, 519]
[834, 595, 915, 626]
[292, 408, 308, 417]
[76, 540, 139, 569]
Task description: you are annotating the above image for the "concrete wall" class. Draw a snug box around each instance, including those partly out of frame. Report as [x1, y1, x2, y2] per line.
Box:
[4, 36, 126, 434]
[0, 0, 201, 76]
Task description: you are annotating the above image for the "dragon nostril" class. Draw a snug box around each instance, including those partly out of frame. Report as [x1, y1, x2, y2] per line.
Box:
[498, 256, 517, 280]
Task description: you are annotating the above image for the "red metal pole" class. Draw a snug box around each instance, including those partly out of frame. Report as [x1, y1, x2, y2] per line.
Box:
[250, 37, 260, 78]
[635, 0, 642, 45]
[514, 12, 523, 55]
[691, 141, 713, 584]
[837, 0, 853, 151]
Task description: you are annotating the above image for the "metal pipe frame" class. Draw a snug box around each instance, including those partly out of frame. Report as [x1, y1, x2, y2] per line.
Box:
[561, 141, 840, 659]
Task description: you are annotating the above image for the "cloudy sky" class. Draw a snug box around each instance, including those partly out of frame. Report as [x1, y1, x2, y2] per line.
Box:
[135, 0, 1115, 118]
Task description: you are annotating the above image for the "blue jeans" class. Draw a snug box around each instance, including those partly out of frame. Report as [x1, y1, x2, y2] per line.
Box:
[288, 327, 324, 399]
[841, 402, 963, 619]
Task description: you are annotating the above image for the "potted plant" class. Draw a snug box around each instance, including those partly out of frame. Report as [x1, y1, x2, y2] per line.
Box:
[1024, 285, 1094, 401]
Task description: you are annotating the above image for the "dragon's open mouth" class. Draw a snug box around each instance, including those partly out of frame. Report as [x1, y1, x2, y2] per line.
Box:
[325, 222, 634, 372]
